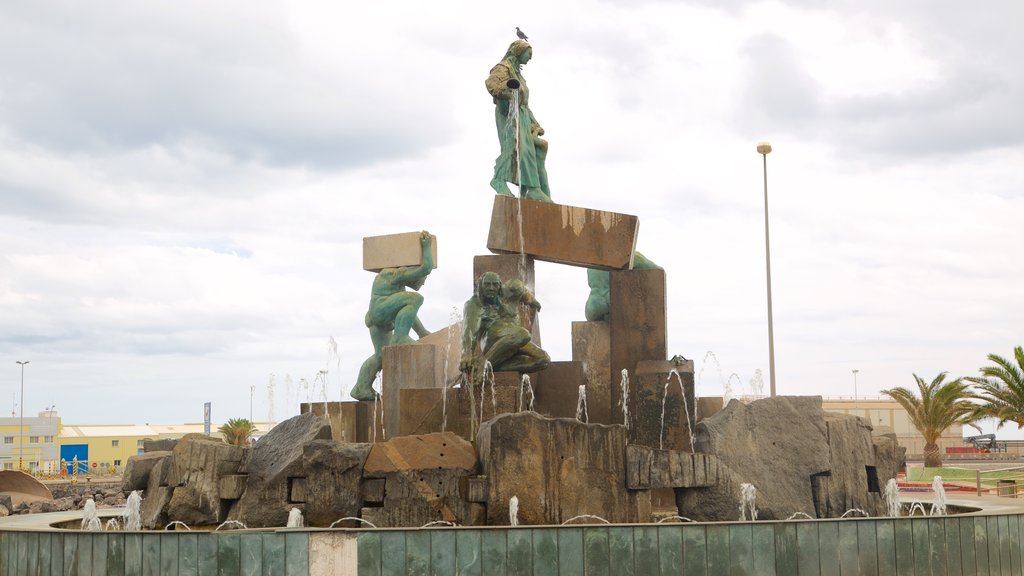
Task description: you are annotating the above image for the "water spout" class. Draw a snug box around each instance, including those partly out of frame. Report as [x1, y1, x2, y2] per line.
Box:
[519, 374, 535, 412]
[656, 516, 695, 523]
[840, 509, 869, 518]
[124, 490, 142, 531]
[328, 517, 378, 528]
[930, 476, 947, 516]
[104, 518, 122, 531]
[214, 520, 248, 531]
[287, 507, 304, 528]
[883, 478, 901, 517]
[620, 369, 630, 429]
[786, 512, 814, 520]
[81, 498, 101, 531]
[739, 483, 757, 521]
[576, 385, 588, 423]
[164, 521, 192, 531]
[561, 515, 610, 525]
[509, 496, 520, 527]
[660, 370, 695, 453]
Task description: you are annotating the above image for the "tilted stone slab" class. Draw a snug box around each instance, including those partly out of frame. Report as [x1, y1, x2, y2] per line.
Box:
[362, 231, 438, 272]
[486, 196, 639, 270]
[382, 343, 444, 439]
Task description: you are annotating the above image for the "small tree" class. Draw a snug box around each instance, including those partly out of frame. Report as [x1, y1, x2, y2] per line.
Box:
[881, 372, 976, 467]
[966, 346, 1024, 428]
[218, 418, 257, 447]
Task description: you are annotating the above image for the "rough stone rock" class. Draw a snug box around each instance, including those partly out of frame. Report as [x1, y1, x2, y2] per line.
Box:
[872, 430, 906, 485]
[140, 457, 173, 529]
[814, 412, 884, 517]
[0, 505, 7, 517]
[300, 440, 372, 527]
[477, 412, 650, 525]
[0, 495, 11, 511]
[228, 413, 332, 528]
[677, 396, 905, 521]
[162, 434, 245, 526]
[145, 438, 180, 452]
[361, 431, 478, 527]
[122, 450, 173, 492]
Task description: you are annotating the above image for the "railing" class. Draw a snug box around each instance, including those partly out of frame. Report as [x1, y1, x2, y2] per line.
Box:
[976, 465, 1024, 497]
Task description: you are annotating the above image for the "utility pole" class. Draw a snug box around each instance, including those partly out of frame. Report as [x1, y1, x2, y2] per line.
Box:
[757, 142, 776, 396]
[16, 361, 29, 471]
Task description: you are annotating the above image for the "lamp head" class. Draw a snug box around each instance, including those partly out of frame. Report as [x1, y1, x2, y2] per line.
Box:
[756, 142, 772, 155]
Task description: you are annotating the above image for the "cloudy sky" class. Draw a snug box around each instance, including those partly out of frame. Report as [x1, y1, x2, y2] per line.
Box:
[1, 1, 1021, 431]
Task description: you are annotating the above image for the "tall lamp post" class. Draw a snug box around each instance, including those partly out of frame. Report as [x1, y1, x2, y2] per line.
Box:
[15, 361, 29, 471]
[757, 142, 777, 397]
[852, 369, 859, 400]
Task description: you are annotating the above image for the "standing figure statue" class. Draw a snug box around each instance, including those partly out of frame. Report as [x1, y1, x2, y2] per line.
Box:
[351, 232, 434, 401]
[485, 39, 552, 203]
[460, 272, 550, 381]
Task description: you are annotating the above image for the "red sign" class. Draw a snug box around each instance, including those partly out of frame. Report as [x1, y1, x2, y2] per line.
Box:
[92, 462, 98, 468]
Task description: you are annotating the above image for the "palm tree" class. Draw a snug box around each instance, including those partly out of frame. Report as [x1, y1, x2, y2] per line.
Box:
[881, 372, 976, 467]
[966, 346, 1024, 428]
[218, 418, 257, 447]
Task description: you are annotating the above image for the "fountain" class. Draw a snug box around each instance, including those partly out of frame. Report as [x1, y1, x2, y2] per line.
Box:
[124, 490, 142, 530]
[930, 476, 948, 516]
[80, 498, 101, 531]
[287, 507, 305, 528]
[884, 478, 902, 517]
[739, 483, 758, 521]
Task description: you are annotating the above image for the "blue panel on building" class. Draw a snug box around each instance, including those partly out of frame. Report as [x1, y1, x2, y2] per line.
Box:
[60, 444, 89, 474]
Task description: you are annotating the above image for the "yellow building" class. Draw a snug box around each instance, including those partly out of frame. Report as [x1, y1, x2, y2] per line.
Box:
[58, 421, 275, 474]
[820, 397, 966, 460]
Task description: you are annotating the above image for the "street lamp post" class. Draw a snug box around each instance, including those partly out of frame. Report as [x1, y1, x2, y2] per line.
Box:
[250, 385, 255, 422]
[852, 369, 859, 400]
[757, 142, 776, 397]
[15, 361, 29, 471]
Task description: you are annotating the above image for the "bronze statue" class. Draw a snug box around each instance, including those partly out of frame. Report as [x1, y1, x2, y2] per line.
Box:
[351, 232, 434, 401]
[485, 39, 551, 202]
[460, 272, 550, 380]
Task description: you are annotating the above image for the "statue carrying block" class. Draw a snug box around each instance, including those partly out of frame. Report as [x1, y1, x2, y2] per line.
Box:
[486, 196, 639, 270]
[363, 231, 439, 272]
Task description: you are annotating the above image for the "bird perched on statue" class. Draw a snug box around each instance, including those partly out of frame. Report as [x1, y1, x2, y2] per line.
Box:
[516, 27, 528, 41]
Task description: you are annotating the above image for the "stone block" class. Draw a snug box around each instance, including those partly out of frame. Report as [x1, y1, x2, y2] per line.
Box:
[609, 268, 667, 411]
[628, 360, 695, 453]
[122, 450, 172, 492]
[697, 396, 724, 422]
[398, 384, 523, 441]
[218, 475, 248, 500]
[572, 321, 612, 424]
[360, 432, 479, 527]
[625, 445, 718, 490]
[362, 231, 438, 273]
[301, 440, 372, 527]
[382, 344, 444, 438]
[289, 477, 308, 503]
[417, 322, 464, 389]
[487, 196, 639, 270]
[473, 254, 541, 345]
[300, 401, 384, 443]
[478, 412, 650, 525]
[533, 361, 585, 419]
[362, 478, 386, 504]
[462, 476, 489, 503]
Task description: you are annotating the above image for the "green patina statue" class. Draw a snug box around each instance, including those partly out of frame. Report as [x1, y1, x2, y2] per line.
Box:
[485, 39, 552, 203]
[585, 251, 663, 322]
[460, 272, 550, 381]
[351, 231, 434, 401]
